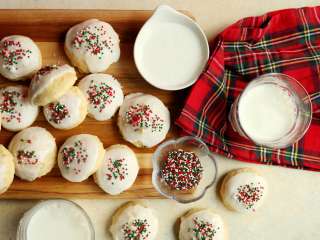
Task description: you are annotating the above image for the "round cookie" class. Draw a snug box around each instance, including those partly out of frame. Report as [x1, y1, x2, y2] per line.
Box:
[43, 86, 87, 130]
[0, 145, 15, 194]
[179, 209, 226, 240]
[8, 126, 57, 181]
[110, 202, 158, 240]
[78, 73, 123, 121]
[117, 93, 170, 148]
[57, 134, 104, 182]
[65, 19, 120, 73]
[220, 168, 267, 213]
[29, 64, 77, 106]
[0, 85, 39, 131]
[0, 35, 42, 81]
[94, 144, 139, 195]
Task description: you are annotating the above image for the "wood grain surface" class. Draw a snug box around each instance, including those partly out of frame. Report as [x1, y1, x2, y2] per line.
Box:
[0, 10, 191, 199]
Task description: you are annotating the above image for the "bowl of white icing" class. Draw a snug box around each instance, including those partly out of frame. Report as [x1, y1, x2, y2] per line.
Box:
[134, 5, 209, 90]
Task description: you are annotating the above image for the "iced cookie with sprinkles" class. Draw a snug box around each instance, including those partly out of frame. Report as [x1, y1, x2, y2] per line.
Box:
[0, 35, 42, 81]
[29, 64, 77, 106]
[57, 134, 104, 182]
[94, 144, 139, 195]
[117, 93, 170, 148]
[78, 73, 123, 121]
[43, 86, 87, 130]
[0, 85, 39, 131]
[179, 209, 226, 240]
[8, 126, 57, 181]
[65, 19, 120, 73]
[110, 202, 159, 240]
[220, 168, 267, 213]
[0, 145, 15, 194]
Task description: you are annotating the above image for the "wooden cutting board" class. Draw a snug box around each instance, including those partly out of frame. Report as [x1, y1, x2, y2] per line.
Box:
[0, 10, 192, 199]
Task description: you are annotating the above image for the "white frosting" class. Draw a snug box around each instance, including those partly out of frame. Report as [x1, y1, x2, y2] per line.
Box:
[43, 86, 87, 130]
[110, 203, 158, 240]
[58, 134, 104, 182]
[0, 145, 14, 194]
[0, 35, 41, 80]
[8, 126, 56, 181]
[78, 74, 123, 121]
[65, 19, 120, 73]
[118, 93, 170, 148]
[222, 170, 267, 213]
[179, 209, 225, 240]
[95, 144, 139, 195]
[0, 85, 39, 131]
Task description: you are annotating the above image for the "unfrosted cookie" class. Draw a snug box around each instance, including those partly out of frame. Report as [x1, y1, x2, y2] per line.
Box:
[0, 35, 42, 81]
[78, 74, 123, 121]
[110, 202, 158, 240]
[0, 85, 39, 131]
[57, 134, 104, 182]
[117, 93, 170, 148]
[0, 145, 15, 194]
[29, 64, 77, 106]
[43, 86, 87, 130]
[8, 126, 57, 181]
[220, 168, 267, 213]
[65, 19, 120, 73]
[179, 209, 226, 240]
[94, 144, 139, 195]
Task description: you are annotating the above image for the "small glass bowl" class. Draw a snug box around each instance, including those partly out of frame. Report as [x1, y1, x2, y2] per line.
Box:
[152, 136, 217, 203]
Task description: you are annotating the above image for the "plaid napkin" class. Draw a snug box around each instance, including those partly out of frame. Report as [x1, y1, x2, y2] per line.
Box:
[176, 6, 320, 171]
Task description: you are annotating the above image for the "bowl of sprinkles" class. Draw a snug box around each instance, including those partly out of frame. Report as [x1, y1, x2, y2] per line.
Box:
[152, 136, 217, 203]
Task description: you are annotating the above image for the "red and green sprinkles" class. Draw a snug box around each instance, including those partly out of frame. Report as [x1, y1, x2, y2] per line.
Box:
[105, 157, 128, 185]
[0, 39, 32, 71]
[47, 102, 70, 124]
[0, 89, 23, 123]
[87, 80, 115, 112]
[122, 219, 151, 240]
[125, 104, 164, 132]
[17, 149, 38, 165]
[189, 217, 219, 240]
[61, 140, 88, 174]
[235, 182, 264, 211]
[160, 149, 203, 191]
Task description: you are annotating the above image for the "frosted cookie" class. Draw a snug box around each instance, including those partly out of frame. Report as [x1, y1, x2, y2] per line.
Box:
[117, 93, 170, 148]
[78, 74, 123, 121]
[0, 145, 15, 194]
[57, 134, 104, 182]
[8, 126, 57, 181]
[110, 202, 158, 240]
[29, 64, 77, 106]
[65, 19, 120, 73]
[43, 86, 87, 130]
[179, 209, 226, 240]
[0, 85, 39, 131]
[94, 144, 139, 195]
[0, 35, 42, 81]
[220, 168, 267, 213]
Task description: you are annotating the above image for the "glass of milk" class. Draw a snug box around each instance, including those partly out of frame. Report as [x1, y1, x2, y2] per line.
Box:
[229, 73, 312, 148]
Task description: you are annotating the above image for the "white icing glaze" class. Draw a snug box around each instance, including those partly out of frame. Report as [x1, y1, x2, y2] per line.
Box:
[179, 209, 225, 240]
[0, 85, 39, 131]
[118, 93, 170, 148]
[0, 145, 14, 194]
[0, 35, 42, 80]
[8, 126, 56, 181]
[78, 73, 123, 121]
[223, 170, 267, 213]
[43, 86, 87, 130]
[110, 203, 158, 240]
[58, 134, 104, 182]
[95, 144, 139, 195]
[65, 19, 120, 73]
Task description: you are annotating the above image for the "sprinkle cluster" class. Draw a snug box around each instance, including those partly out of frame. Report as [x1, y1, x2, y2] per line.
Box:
[235, 182, 264, 210]
[122, 219, 151, 240]
[0, 39, 32, 71]
[17, 139, 38, 165]
[189, 217, 219, 240]
[34, 65, 58, 82]
[0, 89, 23, 123]
[61, 140, 88, 174]
[160, 149, 203, 191]
[87, 80, 115, 112]
[105, 157, 128, 185]
[125, 104, 164, 132]
[47, 102, 70, 124]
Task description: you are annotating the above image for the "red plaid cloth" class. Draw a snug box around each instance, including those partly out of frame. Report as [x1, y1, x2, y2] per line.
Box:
[176, 6, 320, 170]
